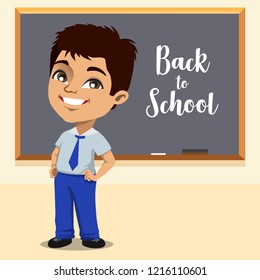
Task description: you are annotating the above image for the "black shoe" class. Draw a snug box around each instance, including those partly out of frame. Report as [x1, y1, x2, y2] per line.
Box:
[82, 238, 106, 248]
[48, 237, 72, 248]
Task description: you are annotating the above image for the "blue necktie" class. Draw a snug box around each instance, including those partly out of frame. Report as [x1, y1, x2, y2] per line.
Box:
[69, 135, 85, 170]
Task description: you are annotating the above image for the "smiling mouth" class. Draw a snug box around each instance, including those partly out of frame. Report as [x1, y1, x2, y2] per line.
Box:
[59, 95, 90, 106]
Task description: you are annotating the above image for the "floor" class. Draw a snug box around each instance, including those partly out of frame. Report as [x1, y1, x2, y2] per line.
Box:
[0, 184, 260, 260]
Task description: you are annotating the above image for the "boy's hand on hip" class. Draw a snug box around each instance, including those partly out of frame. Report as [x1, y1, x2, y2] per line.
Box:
[49, 165, 58, 178]
[82, 170, 97, 181]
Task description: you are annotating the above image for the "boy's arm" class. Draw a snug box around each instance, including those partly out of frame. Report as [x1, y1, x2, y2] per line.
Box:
[49, 147, 60, 178]
[82, 150, 115, 181]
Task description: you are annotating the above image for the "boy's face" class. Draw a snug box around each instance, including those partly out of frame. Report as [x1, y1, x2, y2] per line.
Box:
[48, 51, 128, 123]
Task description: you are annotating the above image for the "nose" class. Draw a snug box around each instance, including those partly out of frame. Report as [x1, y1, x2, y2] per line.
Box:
[64, 84, 77, 94]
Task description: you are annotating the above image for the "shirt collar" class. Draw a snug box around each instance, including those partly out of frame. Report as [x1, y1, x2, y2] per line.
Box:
[69, 127, 97, 136]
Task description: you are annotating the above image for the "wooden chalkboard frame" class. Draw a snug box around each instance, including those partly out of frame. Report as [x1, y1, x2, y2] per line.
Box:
[15, 7, 245, 160]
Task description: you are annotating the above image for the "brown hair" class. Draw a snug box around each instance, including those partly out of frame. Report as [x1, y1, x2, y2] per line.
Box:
[50, 24, 137, 99]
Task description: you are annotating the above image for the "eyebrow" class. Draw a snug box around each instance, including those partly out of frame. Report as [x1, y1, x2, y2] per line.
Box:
[54, 60, 69, 66]
[87, 66, 106, 76]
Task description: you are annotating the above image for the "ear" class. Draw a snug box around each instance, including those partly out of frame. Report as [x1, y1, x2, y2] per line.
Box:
[113, 90, 129, 105]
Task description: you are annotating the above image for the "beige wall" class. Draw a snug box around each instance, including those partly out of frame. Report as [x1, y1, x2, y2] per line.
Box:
[0, 0, 259, 185]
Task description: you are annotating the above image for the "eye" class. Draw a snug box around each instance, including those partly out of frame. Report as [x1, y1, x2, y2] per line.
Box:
[82, 79, 103, 89]
[52, 70, 68, 84]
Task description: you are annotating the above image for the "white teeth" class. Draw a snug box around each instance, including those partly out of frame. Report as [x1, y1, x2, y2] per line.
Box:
[63, 97, 85, 106]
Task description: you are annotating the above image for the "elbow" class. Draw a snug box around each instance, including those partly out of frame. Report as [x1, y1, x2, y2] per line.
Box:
[52, 151, 58, 159]
[109, 155, 116, 167]
[102, 151, 115, 167]
[111, 157, 116, 167]
[109, 154, 116, 167]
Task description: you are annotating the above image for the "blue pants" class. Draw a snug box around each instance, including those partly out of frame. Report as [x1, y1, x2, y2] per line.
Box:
[54, 172, 99, 240]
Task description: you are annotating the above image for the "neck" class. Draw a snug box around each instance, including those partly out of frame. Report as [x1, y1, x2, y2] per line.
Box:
[76, 120, 96, 135]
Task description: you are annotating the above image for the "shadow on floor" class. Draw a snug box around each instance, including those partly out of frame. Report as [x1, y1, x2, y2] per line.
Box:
[40, 238, 113, 251]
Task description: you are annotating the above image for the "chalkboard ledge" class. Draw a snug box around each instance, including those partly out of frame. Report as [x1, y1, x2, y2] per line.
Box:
[16, 154, 245, 161]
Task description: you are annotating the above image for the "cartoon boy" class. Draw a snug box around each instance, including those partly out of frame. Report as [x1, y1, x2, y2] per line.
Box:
[47, 24, 137, 248]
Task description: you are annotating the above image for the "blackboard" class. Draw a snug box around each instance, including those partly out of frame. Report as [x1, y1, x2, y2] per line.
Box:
[15, 8, 245, 160]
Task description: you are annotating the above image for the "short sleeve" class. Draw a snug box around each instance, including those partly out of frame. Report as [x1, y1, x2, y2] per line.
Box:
[55, 132, 65, 149]
[94, 133, 111, 156]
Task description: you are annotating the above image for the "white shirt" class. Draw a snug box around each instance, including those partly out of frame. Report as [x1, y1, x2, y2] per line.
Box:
[55, 127, 111, 175]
